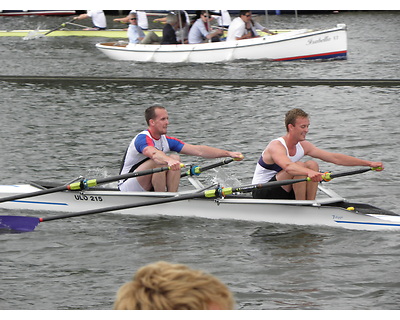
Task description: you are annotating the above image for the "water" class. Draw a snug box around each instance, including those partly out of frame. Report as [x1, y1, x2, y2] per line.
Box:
[1, 11, 399, 79]
[0, 11, 400, 310]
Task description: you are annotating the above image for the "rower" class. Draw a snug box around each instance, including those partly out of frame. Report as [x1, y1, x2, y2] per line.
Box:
[119, 105, 244, 192]
[252, 108, 384, 200]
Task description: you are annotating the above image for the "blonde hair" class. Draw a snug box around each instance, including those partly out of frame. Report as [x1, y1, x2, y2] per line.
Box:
[113, 261, 235, 310]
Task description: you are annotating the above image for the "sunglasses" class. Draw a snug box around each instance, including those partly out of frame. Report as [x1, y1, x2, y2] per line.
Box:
[130, 17, 137, 20]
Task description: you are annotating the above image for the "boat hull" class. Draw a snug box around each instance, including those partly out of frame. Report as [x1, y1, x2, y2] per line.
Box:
[0, 184, 399, 231]
[95, 25, 347, 63]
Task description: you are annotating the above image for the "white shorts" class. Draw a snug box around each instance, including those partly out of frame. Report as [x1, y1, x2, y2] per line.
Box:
[119, 178, 146, 192]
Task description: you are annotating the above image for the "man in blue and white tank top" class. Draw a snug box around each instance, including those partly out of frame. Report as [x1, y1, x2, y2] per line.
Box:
[252, 108, 384, 200]
[119, 105, 244, 192]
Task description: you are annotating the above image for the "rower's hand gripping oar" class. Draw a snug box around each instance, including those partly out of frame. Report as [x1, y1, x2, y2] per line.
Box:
[0, 167, 379, 232]
[0, 165, 182, 204]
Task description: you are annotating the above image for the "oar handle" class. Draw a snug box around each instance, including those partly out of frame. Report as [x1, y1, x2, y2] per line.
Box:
[316, 167, 378, 182]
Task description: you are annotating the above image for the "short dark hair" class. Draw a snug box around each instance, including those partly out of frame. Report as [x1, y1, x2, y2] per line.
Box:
[285, 108, 309, 131]
[145, 105, 165, 125]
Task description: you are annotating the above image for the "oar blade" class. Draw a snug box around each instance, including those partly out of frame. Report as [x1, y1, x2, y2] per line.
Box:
[0, 216, 40, 232]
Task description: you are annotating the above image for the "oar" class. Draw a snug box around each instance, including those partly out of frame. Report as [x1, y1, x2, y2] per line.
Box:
[43, 18, 75, 36]
[320, 167, 381, 181]
[0, 167, 378, 232]
[63, 21, 90, 29]
[0, 157, 236, 204]
[180, 158, 236, 177]
[0, 165, 177, 204]
[211, 167, 380, 196]
[0, 177, 305, 232]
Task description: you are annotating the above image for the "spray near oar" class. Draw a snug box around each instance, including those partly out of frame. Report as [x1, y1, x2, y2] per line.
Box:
[23, 18, 76, 40]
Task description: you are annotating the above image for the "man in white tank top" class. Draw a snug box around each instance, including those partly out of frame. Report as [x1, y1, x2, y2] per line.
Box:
[252, 108, 384, 200]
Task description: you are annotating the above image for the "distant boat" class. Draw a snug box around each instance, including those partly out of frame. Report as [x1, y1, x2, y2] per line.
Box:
[96, 24, 347, 63]
[0, 10, 76, 16]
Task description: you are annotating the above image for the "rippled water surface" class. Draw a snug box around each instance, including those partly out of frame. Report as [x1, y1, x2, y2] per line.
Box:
[0, 11, 400, 310]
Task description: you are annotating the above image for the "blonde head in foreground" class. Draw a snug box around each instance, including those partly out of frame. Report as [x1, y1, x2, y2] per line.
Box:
[114, 261, 235, 310]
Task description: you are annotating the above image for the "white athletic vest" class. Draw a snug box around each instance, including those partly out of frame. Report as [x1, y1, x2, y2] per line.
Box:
[252, 137, 304, 184]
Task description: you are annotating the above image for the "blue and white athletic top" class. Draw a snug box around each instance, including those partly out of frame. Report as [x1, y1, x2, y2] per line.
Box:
[252, 137, 304, 184]
[119, 130, 185, 184]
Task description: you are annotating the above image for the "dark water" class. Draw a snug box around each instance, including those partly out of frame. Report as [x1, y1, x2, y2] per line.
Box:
[0, 11, 400, 310]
